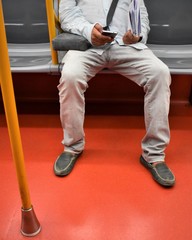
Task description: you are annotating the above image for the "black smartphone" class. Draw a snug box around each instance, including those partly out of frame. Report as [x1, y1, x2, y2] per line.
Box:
[102, 30, 118, 38]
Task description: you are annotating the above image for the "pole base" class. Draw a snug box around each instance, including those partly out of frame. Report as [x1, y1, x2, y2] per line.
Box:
[21, 206, 41, 237]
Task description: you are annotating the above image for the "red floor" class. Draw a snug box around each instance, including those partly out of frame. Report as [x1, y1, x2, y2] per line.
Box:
[0, 105, 192, 240]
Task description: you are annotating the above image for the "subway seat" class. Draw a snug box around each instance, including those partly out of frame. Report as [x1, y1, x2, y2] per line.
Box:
[8, 43, 192, 75]
[3, 0, 192, 75]
[7, 26, 192, 74]
[147, 44, 192, 75]
[8, 43, 53, 73]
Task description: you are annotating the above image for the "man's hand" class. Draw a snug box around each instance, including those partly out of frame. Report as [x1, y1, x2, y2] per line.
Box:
[123, 30, 140, 44]
[91, 23, 114, 46]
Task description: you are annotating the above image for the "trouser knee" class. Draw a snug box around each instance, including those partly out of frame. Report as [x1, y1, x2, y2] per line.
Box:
[144, 63, 171, 93]
[58, 69, 88, 97]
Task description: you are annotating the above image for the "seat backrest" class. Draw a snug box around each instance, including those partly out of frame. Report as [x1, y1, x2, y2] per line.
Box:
[145, 0, 192, 45]
[2, 0, 49, 43]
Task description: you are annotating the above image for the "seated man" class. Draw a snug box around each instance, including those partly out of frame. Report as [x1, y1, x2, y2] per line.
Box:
[53, 0, 175, 187]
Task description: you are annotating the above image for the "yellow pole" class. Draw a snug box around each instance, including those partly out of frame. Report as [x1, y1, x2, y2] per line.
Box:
[0, 1, 41, 236]
[45, 0, 58, 64]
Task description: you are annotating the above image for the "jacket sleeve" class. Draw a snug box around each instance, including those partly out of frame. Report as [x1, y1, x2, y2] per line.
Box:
[59, 0, 95, 43]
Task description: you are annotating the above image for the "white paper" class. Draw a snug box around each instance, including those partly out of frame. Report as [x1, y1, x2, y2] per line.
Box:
[129, 0, 141, 36]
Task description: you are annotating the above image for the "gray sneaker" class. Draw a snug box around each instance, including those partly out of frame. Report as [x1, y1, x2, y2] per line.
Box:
[54, 151, 83, 176]
[140, 155, 175, 187]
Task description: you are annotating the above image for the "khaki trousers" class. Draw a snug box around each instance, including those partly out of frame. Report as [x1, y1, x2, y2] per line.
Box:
[58, 44, 171, 163]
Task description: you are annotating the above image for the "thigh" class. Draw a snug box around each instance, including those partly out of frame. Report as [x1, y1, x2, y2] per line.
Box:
[108, 45, 169, 87]
[61, 50, 107, 81]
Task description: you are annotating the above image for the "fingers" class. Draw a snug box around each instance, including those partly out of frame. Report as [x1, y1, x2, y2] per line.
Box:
[94, 23, 103, 33]
[91, 24, 114, 46]
[123, 30, 140, 44]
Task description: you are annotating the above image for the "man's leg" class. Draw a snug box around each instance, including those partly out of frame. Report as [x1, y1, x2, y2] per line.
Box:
[54, 50, 106, 176]
[108, 45, 175, 186]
